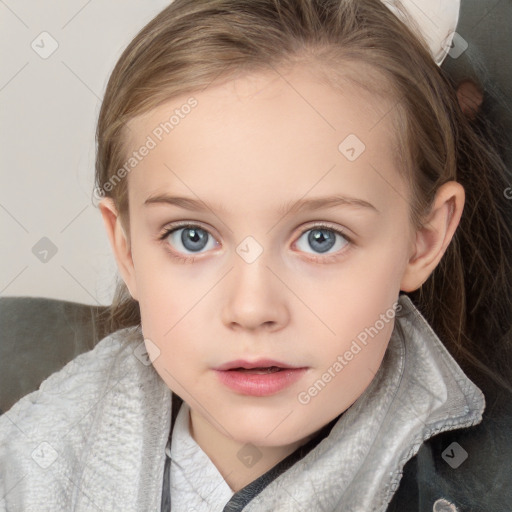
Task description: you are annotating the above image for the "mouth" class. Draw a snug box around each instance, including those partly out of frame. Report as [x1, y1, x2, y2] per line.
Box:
[213, 359, 308, 396]
[214, 358, 304, 371]
[227, 366, 285, 374]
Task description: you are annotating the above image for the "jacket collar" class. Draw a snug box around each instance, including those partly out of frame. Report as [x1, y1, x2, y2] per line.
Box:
[31, 294, 483, 511]
[237, 294, 485, 511]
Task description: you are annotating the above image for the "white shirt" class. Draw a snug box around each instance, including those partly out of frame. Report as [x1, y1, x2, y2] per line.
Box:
[168, 401, 235, 511]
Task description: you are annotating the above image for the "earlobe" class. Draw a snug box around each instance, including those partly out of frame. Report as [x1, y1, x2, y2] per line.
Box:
[400, 181, 465, 292]
[98, 198, 138, 301]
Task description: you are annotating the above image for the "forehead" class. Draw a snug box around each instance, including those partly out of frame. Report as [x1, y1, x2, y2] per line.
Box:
[123, 63, 408, 215]
[126, 61, 398, 142]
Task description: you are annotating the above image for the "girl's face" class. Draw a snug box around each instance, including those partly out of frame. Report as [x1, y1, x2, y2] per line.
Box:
[119, 64, 417, 447]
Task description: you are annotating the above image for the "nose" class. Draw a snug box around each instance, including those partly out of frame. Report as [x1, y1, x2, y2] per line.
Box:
[220, 252, 290, 332]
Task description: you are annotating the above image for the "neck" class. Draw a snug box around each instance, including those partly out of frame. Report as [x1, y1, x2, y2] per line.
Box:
[188, 407, 315, 492]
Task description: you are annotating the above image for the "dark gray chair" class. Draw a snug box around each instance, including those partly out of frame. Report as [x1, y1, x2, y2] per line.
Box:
[0, 297, 110, 415]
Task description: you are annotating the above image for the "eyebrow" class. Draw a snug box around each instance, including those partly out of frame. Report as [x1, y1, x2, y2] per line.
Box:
[144, 193, 379, 215]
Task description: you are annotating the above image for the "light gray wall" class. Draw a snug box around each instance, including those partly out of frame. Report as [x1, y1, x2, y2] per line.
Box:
[0, 0, 170, 305]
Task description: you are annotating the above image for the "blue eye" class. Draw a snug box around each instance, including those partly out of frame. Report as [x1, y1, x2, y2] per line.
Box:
[160, 225, 218, 255]
[158, 223, 351, 262]
[295, 225, 349, 256]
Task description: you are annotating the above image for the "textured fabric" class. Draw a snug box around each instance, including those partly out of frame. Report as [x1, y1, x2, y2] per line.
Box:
[0, 326, 172, 512]
[0, 295, 485, 511]
[221, 296, 485, 512]
[387, 372, 512, 511]
[164, 397, 342, 512]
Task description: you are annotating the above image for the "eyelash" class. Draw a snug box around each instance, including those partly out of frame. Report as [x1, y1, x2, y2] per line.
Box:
[157, 222, 352, 264]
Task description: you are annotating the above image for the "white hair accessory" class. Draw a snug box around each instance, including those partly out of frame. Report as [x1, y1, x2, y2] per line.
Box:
[381, 0, 461, 66]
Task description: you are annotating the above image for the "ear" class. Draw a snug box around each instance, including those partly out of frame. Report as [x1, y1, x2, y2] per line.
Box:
[98, 198, 139, 301]
[400, 181, 465, 292]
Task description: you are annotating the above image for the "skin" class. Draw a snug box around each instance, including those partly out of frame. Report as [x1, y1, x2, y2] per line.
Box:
[99, 63, 464, 492]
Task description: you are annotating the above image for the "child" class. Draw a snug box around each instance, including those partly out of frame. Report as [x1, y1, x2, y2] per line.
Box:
[1, 0, 511, 510]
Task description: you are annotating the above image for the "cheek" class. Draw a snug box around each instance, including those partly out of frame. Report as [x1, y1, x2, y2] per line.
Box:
[132, 249, 213, 375]
[302, 240, 406, 334]
[130, 236, 187, 329]
[305, 304, 396, 419]
[138, 281, 208, 397]
[297, 245, 404, 407]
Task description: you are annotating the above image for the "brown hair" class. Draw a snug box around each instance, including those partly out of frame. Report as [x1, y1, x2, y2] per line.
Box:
[94, 0, 512, 391]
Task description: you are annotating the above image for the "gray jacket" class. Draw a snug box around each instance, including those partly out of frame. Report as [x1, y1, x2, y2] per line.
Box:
[0, 295, 487, 511]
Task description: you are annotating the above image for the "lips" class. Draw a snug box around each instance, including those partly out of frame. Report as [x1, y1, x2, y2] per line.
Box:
[232, 367, 282, 374]
[213, 358, 308, 396]
[214, 358, 302, 371]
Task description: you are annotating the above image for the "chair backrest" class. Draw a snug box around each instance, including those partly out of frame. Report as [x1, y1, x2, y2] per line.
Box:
[0, 296, 110, 415]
